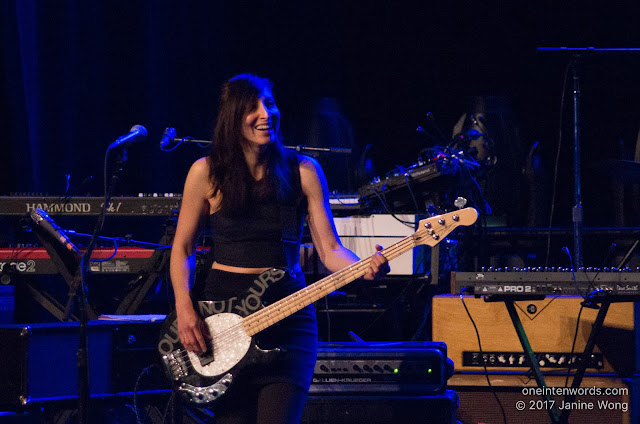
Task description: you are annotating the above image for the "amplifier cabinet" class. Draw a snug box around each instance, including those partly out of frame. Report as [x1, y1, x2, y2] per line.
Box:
[432, 295, 635, 375]
[0, 319, 166, 407]
[448, 374, 631, 424]
[301, 391, 459, 424]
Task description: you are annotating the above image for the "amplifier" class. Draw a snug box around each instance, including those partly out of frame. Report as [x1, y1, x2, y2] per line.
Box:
[432, 295, 635, 375]
[310, 341, 452, 395]
[0, 319, 167, 407]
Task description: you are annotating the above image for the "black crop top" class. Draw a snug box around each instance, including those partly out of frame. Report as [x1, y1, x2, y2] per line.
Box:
[209, 153, 306, 268]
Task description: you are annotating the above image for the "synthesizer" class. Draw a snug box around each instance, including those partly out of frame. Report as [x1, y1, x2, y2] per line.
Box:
[0, 195, 181, 216]
[0, 247, 160, 275]
[451, 270, 640, 298]
[358, 160, 455, 202]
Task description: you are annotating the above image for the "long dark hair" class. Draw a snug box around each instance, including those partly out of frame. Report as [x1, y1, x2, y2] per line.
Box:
[209, 73, 293, 213]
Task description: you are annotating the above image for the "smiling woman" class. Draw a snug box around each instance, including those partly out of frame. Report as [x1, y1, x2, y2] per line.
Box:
[168, 73, 390, 424]
[241, 88, 279, 149]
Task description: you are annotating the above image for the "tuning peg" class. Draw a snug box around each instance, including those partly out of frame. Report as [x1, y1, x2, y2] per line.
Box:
[454, 197, 467, 209]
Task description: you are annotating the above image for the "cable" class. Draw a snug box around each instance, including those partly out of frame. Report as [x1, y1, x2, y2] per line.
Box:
[561, 242, 617, 387]
[564, 305, 584, 388]
[160, 136, 197, 152]
[370, 187, 417, 226]
[161, 391, 177, 424]
[323, 296, 331, 342]
[355, 276, 419, 339]
[403, 173, 421, 212]
[133, 363, 160, 424]
[545, 60, 573, 267]
[460, 288, 508, 424]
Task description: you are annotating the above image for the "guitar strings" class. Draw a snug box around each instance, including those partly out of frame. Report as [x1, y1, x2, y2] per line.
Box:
[168, 232, 421, 369]
[169, 218, 460, 372]
[167, 223, 444, 369]
[168, 252, 379, 368]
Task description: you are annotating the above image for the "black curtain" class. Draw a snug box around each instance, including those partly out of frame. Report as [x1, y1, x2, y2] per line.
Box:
[2, 1, 639, 226]
[0, 0, 319, 196]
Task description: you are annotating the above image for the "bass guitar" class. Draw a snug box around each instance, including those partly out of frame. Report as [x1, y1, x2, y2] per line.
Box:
[158, 208, 478, 406]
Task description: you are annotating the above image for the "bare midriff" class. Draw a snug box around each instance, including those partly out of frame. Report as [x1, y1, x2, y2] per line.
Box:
[211, 261, 272, 275]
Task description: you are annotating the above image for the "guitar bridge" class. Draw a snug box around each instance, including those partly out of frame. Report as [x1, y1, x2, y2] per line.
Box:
[162, 350, 189, 381]
[178, 373, 233, 405]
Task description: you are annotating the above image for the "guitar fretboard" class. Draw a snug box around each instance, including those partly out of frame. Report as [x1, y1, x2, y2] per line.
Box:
[240, 207, 478, 336]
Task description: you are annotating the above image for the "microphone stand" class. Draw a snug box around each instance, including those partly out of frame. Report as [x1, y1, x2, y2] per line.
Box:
[537, 47, 640, 268]
[284, 145, 352, 155]
[571, 53, 584, 269]
[75, 144, 130, 424]
[164, 136, 352, 155]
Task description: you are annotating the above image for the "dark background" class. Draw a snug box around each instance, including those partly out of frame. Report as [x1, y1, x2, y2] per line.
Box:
[2, 1, 639, 228]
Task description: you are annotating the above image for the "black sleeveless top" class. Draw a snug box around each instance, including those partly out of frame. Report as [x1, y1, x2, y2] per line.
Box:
[209, 152, 307, 268]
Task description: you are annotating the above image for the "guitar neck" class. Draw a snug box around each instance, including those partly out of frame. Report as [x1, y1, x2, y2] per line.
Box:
[241, 207, 478, 337]
[242, 234, 416, 336]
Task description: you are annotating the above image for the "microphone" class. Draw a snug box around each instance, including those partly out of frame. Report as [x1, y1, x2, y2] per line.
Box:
[109, 124, 148, 149]
[27, 209, 80, 254]
[160, 127, 177, 149]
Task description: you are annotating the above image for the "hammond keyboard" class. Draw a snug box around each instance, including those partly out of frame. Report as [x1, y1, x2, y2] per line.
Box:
[0, 195, 181, 216]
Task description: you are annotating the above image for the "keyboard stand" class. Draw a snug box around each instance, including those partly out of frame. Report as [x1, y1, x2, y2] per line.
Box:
[485, 292, 636, 424]
[484, 295, 561, 423]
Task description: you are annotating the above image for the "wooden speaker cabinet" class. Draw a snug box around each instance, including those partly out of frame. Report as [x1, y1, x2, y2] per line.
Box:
[448, 374, 632, 424]
[432, 295, 635, 375]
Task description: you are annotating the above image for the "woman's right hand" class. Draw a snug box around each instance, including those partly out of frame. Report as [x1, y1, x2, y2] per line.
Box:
[176, 303, 210, 354]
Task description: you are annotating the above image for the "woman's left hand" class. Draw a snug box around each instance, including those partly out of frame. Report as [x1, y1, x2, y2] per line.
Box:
[363, 244, 390, 280]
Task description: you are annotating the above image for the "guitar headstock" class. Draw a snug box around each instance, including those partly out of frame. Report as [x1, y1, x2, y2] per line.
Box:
[413, 208, 478, 247]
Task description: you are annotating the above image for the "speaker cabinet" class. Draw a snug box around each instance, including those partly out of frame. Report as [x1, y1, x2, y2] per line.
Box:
[432, 295, 635, 375]
[449, 374, 631, 424]
[301, 391, 459, 424]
